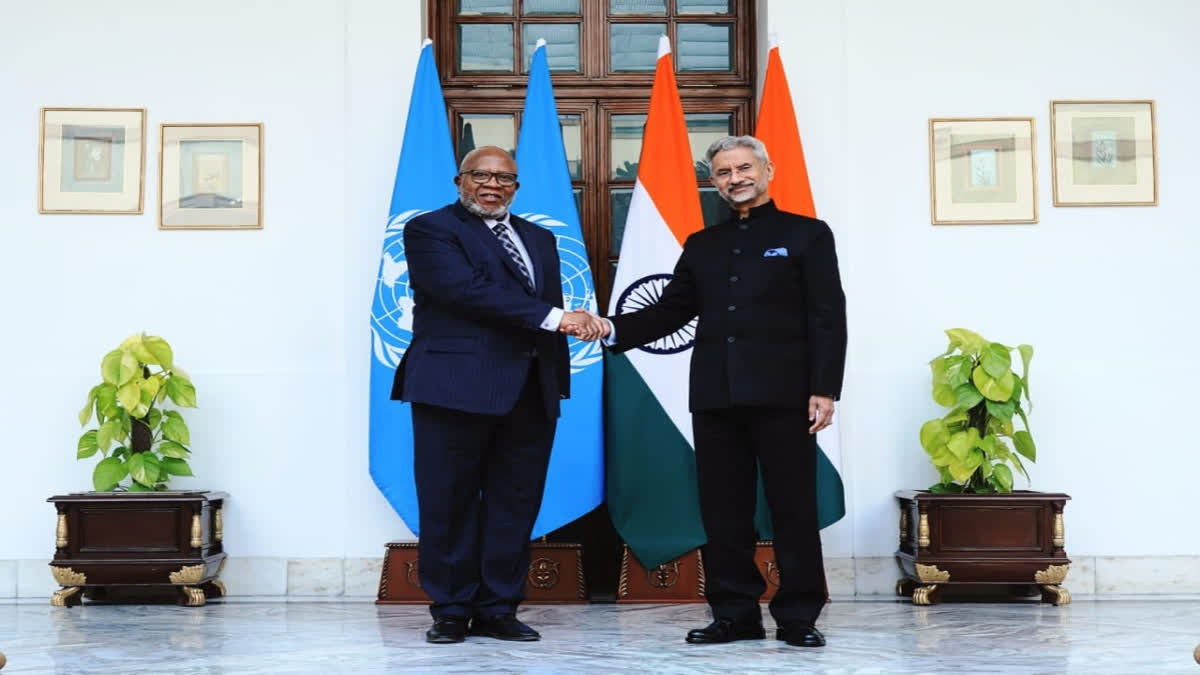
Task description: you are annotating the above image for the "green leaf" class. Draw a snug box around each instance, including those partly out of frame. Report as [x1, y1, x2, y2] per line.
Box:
[992, 463, 1014, 492]
[977, 433, 997, 455]
[948, 459, 976, 483]
[79, 385, 102, 426]
[100, 350, 123, 385]
[920, 419, 945, 453]
[1013, 430, 1037, 462]
[930, 357, 949, 385]
[973, 366, 1015, 402]
[117, 350, 140, 385]
[96, 419, 123, 452]
[159, 441, 190, 459]
[165, 376, 197, 408]
[974, 483, 996, 494]
[146, 408, 163, 431]
[123, 334, 157, 364]
[929, 483, 953, 494]
[117, 380, 142, 411]
[77, 430, 99, 459]
[981, 342, 1013, 378]
[143, 336, 174, 368]
[932, 383, 956, 408]
[947, 428, 979, 461]
[127, 481, 154, 492]
[964, 447, 985, 471]
[953, 383, 984, 411]
[128, 453, 162, 486]
[161, 411, 191, 445]
[1017, 344, 1034, 401]
[111, 446, 129, 460]
[96, 384, 119, 418]
[161, 457, 193, 476]
[945, 328, 986, 357]
[944, 355, 973, 388]
[985, 398, 1016, 421]
[929, 448, 956, 467]
[92, 457, 127, 491]
[141, 376, 161, 401]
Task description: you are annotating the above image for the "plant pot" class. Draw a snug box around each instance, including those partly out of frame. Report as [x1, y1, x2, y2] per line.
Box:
[894, 490, 1071, 605]
[47, 490, 227, 607]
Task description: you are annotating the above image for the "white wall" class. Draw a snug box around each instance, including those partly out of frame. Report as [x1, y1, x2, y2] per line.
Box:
[3, 0, 1198, 567]
[764, 0, 1200, 557]
[0, 0, 421, 560]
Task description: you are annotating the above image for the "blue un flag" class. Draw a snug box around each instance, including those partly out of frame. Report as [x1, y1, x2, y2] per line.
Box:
[513, 41, 605, 537]
[368, 40, 457, 535]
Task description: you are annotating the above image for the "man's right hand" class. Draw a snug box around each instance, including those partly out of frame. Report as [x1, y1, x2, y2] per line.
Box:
[559, 309, 610, 342]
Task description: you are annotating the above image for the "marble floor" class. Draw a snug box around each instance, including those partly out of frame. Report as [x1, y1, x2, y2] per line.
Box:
[0, 597, 1198, 674]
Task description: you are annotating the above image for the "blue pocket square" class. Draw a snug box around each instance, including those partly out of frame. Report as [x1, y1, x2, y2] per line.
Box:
[763, 247, 789, 257]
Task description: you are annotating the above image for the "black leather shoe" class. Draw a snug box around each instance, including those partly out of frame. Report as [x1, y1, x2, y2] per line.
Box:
[426, 617, 469, 644]
[470, 614, 541, 641]
[776, 621, 825, 647]
[685, 618, 766, 644]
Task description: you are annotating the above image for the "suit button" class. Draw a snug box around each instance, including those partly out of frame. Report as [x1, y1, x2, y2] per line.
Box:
[729, 275, 739, 282]
[727, 305, 736, 312]
[727, 336, 736, 343]
[732, 248, 742, 255]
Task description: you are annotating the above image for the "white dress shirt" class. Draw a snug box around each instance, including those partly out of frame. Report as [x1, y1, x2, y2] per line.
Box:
[485, 214, 563, 332]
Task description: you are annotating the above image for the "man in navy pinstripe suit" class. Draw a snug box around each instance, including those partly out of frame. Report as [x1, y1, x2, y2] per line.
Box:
[392, 146, 601, 644]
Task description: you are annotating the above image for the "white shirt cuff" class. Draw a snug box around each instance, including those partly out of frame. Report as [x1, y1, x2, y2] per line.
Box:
[542, 307, 565, 332]
[602, 319, 617, 346]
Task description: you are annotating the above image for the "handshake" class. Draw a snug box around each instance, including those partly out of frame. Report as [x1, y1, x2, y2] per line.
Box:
[559, 309, 611, 342]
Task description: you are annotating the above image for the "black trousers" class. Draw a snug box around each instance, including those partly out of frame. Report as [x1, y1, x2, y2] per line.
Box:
[411, 366, 555, 619]
[692, 406, 826, 624]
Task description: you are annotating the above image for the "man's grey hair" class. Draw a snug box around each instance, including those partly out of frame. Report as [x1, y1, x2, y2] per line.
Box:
[704, 135, 770, 167]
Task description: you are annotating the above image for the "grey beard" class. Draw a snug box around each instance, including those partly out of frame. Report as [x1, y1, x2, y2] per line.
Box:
[462, 196, 509, 219]
[722, 184, 759, 205]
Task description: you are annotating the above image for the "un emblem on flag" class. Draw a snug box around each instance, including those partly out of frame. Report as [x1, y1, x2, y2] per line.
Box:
[370, 209, 426, 369]
[520, 212, 603, 374]
[615, 274, 697, 355]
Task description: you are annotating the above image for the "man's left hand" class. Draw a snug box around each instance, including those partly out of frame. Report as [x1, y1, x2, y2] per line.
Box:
[808, 395, 835, 434]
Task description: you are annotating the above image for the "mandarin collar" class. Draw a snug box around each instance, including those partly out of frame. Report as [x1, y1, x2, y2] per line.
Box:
[724, 198, 778, 223]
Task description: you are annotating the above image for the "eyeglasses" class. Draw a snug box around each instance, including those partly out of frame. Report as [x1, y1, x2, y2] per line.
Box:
[460, 170, 518, 187]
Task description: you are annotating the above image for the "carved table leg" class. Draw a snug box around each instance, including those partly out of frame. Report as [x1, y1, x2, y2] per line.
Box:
[895, 578, 915, 597]
[200, 580, 227, 599]
[51, 586, 83, 607]
[1040, 584, 1071, 605]
[179, 586, 207, 607]
[911, 584, 941, 605]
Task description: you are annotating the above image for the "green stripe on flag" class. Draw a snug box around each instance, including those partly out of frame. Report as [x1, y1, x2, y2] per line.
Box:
[605, 353, 707, 569]
[753, 445, 846, 539]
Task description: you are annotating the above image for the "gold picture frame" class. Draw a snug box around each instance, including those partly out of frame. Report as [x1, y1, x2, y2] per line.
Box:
[928, 117, 1037, 225]
[38, 107, 146, 214]
[1050, 100, 1157, 206]
[159, 122, 263, 230]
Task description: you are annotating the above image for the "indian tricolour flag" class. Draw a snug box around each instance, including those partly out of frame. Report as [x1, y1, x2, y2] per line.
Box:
[755, 34, 846, 531]
[605, 36, 707, 569]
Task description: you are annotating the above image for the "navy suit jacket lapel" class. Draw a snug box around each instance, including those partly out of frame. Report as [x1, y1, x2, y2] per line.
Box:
[453, 202, 535, 295]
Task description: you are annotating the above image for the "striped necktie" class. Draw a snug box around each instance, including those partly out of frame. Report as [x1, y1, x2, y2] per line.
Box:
[491, 222, 534, 291]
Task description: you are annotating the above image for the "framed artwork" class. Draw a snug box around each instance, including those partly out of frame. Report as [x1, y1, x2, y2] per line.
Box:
[159, 123, 263, 229]
[929, 117, 1037, 225]
[38, 107, 146, 214]
[1050, 100, 1157, 206]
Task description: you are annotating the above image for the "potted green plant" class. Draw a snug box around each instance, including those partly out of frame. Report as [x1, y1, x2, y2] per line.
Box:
[919, 328, 1036, 494]
[894, 329, 1071, 606]
[48, 334, 227, 608]
[76, 333, 197, 491]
